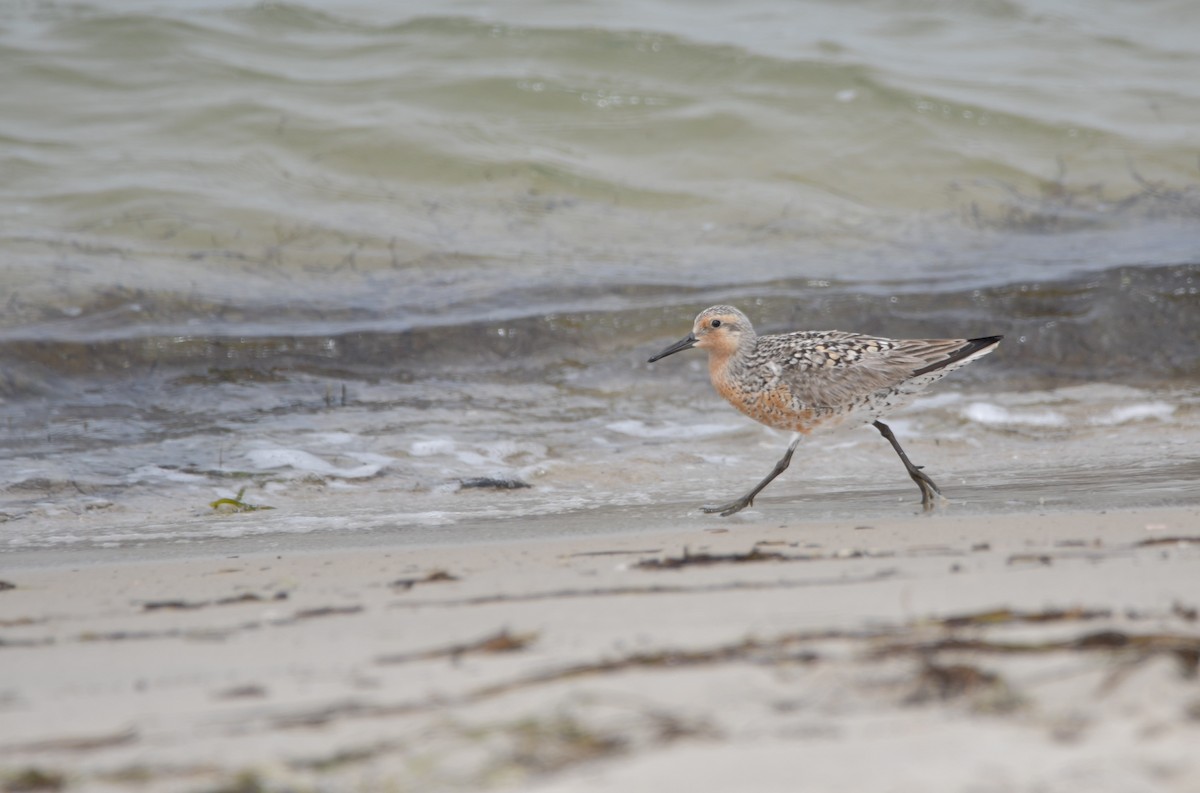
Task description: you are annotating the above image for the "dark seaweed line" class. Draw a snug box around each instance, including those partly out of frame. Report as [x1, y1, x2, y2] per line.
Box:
[261, 621, 1200, 732]
[387, 568, 901, 609]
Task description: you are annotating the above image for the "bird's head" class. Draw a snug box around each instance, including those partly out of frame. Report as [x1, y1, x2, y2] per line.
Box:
[648, 305, 753, 362]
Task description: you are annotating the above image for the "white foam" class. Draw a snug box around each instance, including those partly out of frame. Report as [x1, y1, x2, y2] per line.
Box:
[606, 419, 742, 439]
[128, 465, 208, 484]
[410, 438, 457, 456]
[244, 448, 391, 479]
[412, 439, 546, 468]
[962, 403, 1068, 428]
[476, 439, 546, 462]
[1089, 402, 1175, 426]
[446, 449, 488, 466]
[302, 432, 359, 445]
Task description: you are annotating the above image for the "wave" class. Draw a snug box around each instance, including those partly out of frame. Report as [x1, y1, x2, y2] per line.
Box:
[1, 263, 1195, 407]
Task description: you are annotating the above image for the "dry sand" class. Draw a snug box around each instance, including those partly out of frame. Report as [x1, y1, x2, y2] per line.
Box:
[2, 506, 1199, 792]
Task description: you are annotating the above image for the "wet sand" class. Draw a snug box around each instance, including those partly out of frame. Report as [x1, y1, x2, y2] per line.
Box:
[2, 506, 1198, 792]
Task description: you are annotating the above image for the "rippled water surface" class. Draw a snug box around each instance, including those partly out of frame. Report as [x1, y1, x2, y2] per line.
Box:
[2, 0, 1198, 554]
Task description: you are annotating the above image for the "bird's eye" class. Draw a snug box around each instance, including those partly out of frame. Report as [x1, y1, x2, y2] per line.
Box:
[710, 319, 722, 328]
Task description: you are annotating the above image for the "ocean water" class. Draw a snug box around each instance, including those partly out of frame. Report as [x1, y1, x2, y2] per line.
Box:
[1, 0, 1198, 556]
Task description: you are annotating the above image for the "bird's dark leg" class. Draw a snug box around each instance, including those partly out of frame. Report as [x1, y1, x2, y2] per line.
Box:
[873, 420, 943, 510]
[702, 436, 801, 517]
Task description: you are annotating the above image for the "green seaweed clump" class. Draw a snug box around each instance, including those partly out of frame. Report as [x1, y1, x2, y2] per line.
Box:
[3, 767, 65, 792]
[209, 487, 274, 514]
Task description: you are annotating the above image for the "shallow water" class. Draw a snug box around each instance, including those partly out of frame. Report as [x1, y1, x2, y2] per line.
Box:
[2, 1, 1198, 554]
[4, 378, 1197, 559]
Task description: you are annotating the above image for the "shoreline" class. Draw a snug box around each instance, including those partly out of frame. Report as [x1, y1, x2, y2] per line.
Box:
[2, 504, 1198, 791]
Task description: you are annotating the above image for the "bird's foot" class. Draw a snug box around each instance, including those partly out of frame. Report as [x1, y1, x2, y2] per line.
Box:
[701, 496, 753, 517]
[911, 469, 944, 511]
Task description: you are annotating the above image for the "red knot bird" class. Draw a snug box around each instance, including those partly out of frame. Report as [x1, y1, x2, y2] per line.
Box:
[648, 305, 1002, 516]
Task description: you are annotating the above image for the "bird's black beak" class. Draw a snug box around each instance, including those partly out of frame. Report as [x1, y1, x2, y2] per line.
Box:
[648, 333, 697, 363]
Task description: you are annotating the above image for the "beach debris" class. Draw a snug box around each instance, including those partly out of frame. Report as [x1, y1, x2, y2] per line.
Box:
[634, 546, 801, 569]
[1006, 553, 1052, 566]
[261, 603, 1198, 745]
[1136, 535, 1200, 547]
[141, 599, 203, 611]
[291, 744, 393, 773]
[459, 477, 532, 490]
[76, 602, 357, 645]
[0, 617, 40, 628]
[292, 605, 363, 620]
[565, 548, 663, 557]
[376, 628, 537, 665]
[2, 767, 65, 792]
[141, 591, 288, 611]
[273, 706, 709, 780]
[874, 631, 1200, 679]
[390, 569, 459, 590]
[934, 607, 1111, 629]
[468, 629, 534, 654]
[209, 487, 273, 513]
[3, 727, 137, 754]
[213, 684, 268, 701]
[288, 743, 396, 772]
[0, 636, 54, 649]
[632, 543, 902, 570]
[490, 713, 630, 775]
[201, 770, 268, 793]
[905, 661, 1007, 705]
[172, 367, 287, 386]
[388, 568, 900, 608]
[219, 591, 287, 605]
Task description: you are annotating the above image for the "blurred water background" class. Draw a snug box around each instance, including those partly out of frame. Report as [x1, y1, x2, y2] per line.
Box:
[2, 0, 1198, 556]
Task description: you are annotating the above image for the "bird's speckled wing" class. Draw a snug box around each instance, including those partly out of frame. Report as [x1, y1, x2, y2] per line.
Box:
[758, 331, 975, 409]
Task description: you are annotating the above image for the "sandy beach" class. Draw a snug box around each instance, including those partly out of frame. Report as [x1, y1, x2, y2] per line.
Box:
[2, 505, 1198, 792]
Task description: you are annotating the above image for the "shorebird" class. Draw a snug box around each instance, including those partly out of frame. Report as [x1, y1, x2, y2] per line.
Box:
[648, 305, 1001, 516]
